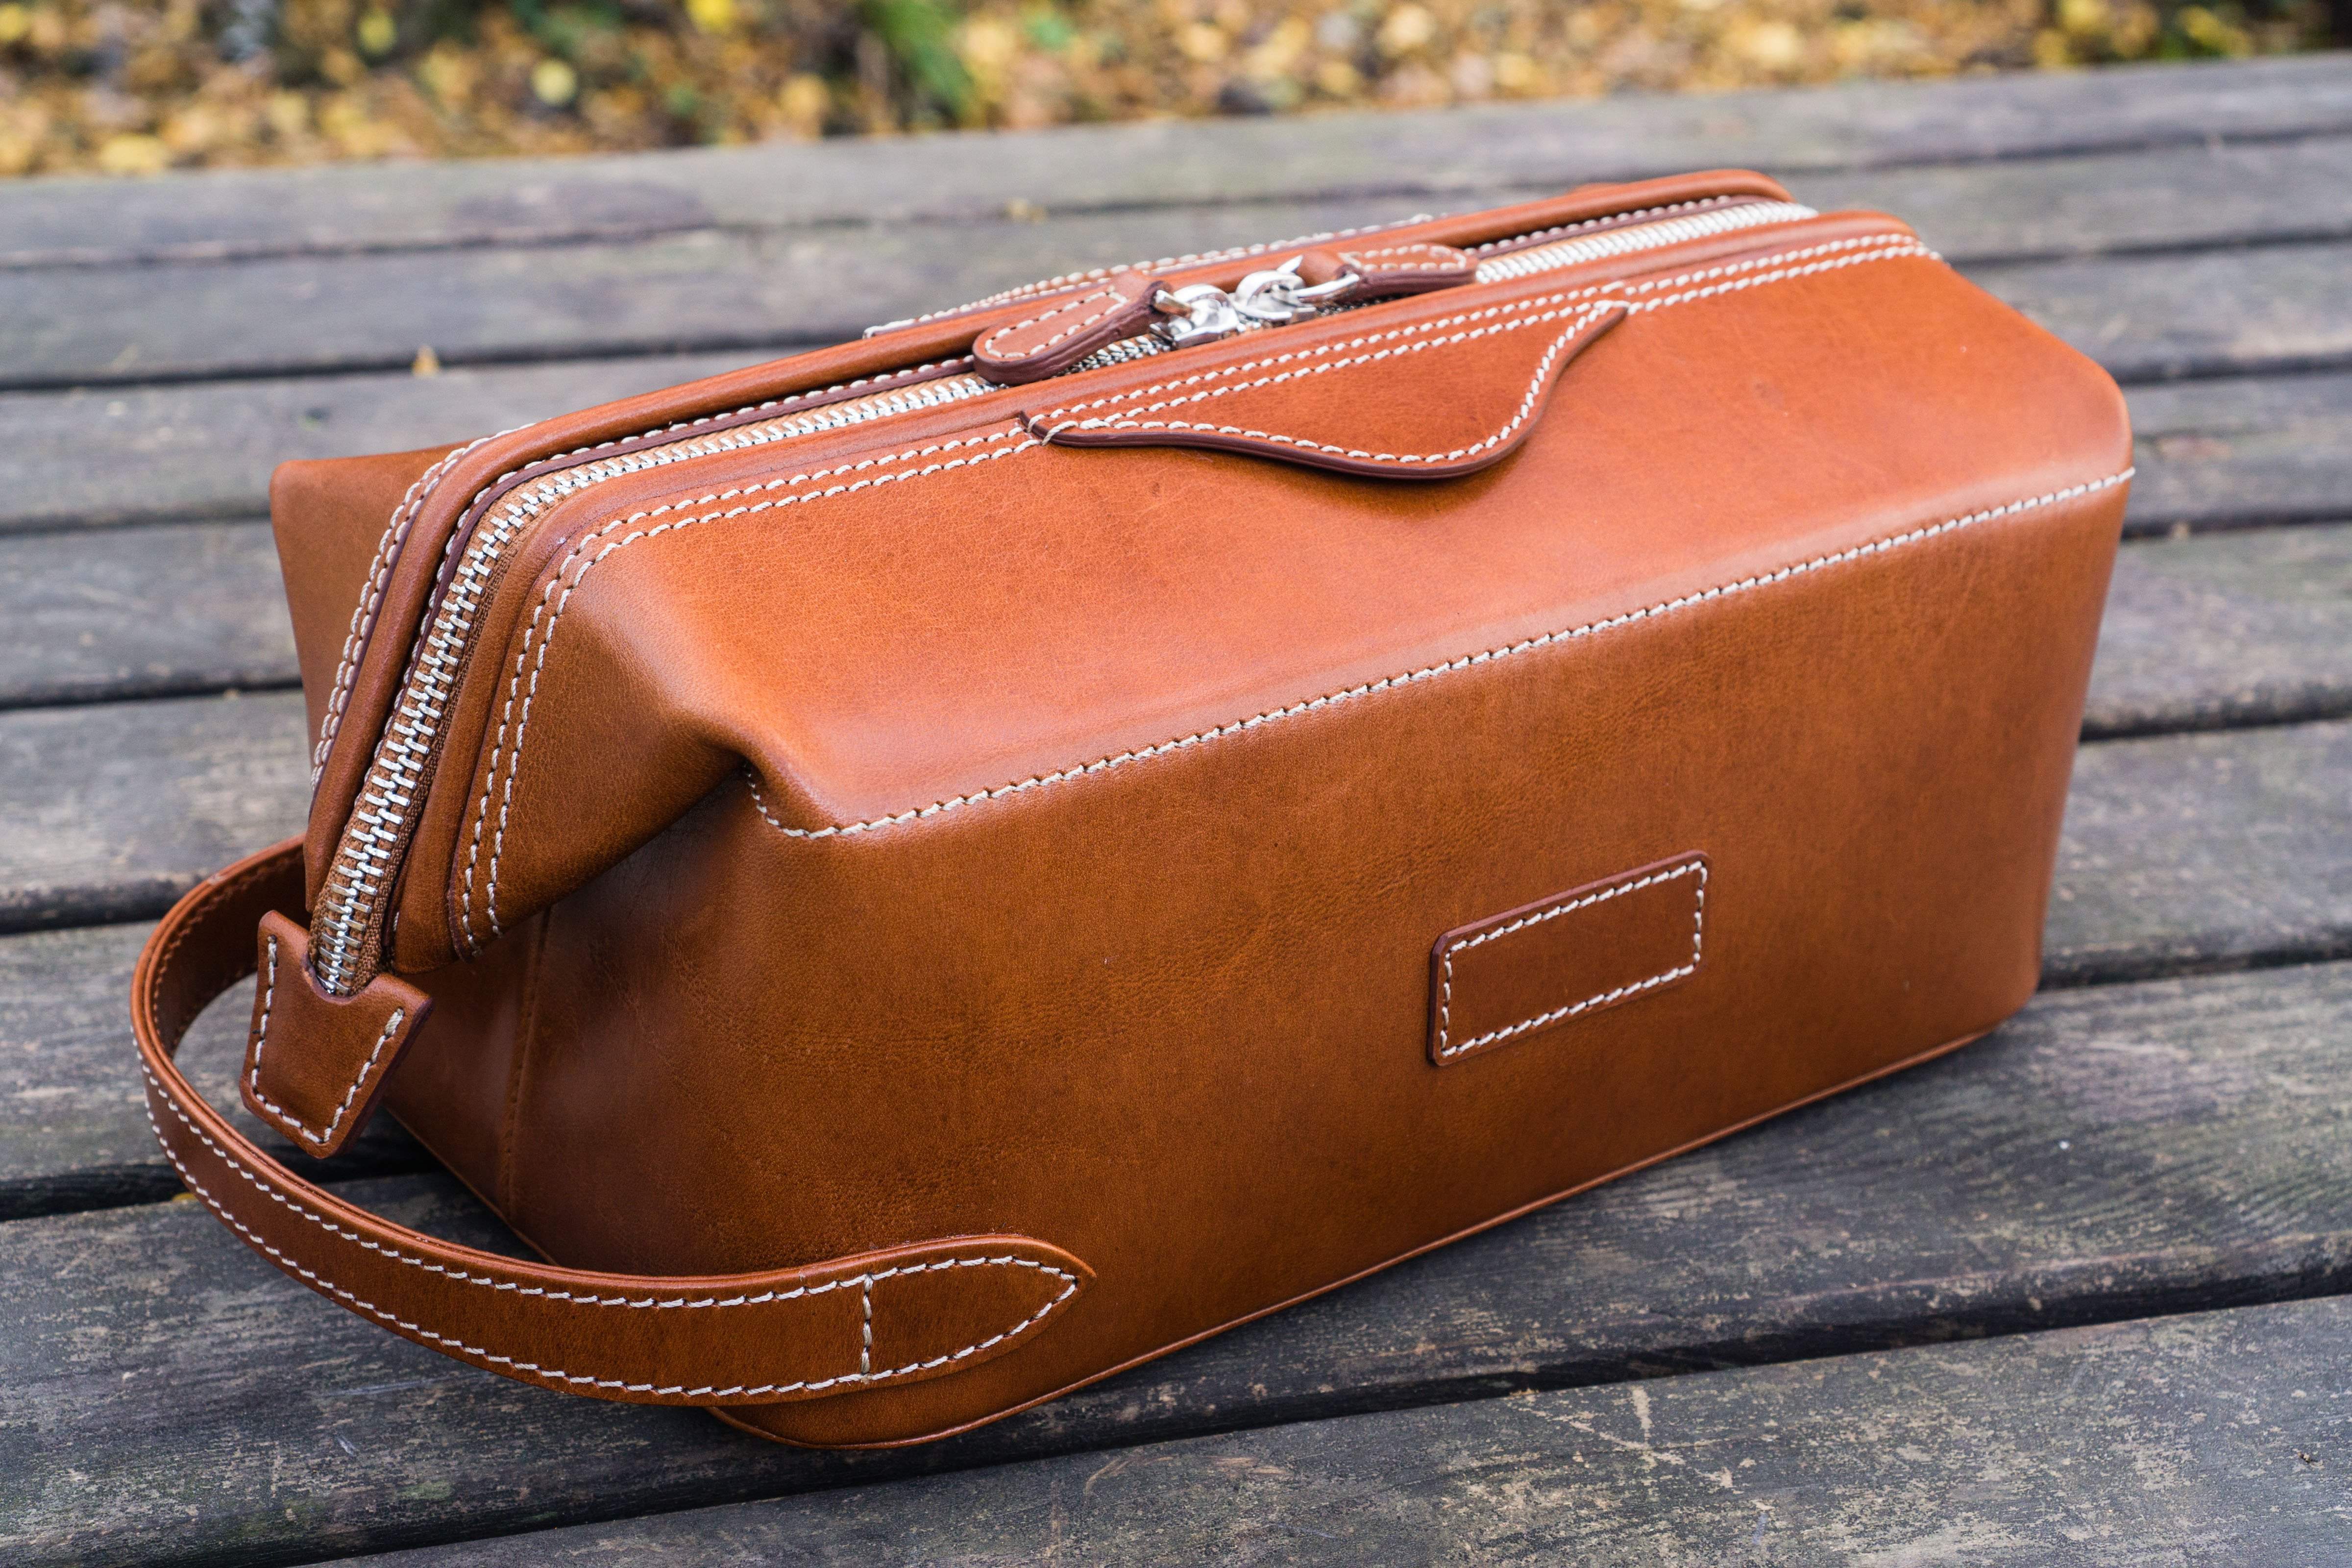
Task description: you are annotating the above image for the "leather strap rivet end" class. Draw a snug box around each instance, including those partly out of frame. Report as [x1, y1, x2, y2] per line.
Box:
[241, 910, 433, 1159]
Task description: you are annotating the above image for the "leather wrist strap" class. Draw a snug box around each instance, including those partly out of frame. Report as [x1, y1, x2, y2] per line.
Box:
[133, 838, 1090, 1407]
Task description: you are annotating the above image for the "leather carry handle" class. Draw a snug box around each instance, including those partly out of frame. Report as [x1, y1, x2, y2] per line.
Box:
[133, 838, 1092, 1408]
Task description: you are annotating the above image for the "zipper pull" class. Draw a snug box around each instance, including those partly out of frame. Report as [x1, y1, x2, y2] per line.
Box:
[973, 269, 1167, 384]
[1296, 242, 1476, 301]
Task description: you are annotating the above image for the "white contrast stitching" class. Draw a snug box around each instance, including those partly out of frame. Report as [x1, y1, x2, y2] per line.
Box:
[466, 427, 1039, 944]
[142, 1065, 1078, 1396]
[1035, 234, 1926, 428]
[1434, 859, 1706, 1060]
[978, 283, 1138, 362]
[882, 214, 1435, 330]
[1467, 195, 1749, 256]
[242, 933, 407, 1147]
[436, 233, 1906, 952]
[741, 468, 2129, 842]
[1340, 243, 1470, 274]
[1036, 297, 1625, 466]
[314, 435, 492, 777]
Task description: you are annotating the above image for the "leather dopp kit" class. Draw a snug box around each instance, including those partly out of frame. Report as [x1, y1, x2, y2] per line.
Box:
[133, 171, 2132, 1446]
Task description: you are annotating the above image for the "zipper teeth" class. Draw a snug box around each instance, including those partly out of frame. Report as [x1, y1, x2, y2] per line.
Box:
[310, 196, 1822, 987]
[1472, 200, 1817, 282]
[311, 368, 1003, 990]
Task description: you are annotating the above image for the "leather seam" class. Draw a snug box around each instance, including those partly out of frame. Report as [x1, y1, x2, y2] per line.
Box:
[315, 436, 490, 777]
[977, 284, 1133, 361]
[458, 235, 1905, 938]
[245, 932, 405, 1147]
[1034, 232, 1925, 426]
[1039, 297, 1624, 466]
[740, 467, 2132, 841]
[145, 1053, 1077, 1316]
[463, 426, 1039, 947]
[1435, 858, 1706, 1060]
[144, 1079, 1078, 1396]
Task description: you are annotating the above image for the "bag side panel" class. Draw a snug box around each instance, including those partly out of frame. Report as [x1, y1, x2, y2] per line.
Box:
[269, 447, 449, 771]
[478, 468, 2122, 1446]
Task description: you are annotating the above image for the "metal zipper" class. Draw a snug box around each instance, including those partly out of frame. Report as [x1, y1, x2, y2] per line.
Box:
[306, 194, 1820, 993]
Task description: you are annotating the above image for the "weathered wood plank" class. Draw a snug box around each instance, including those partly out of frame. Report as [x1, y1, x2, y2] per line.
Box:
[0, 354, 745, 532]
[11, 514, 2350, 744]
[2046, 720, 2352, 984]
[0, 922, 427, 1223]
[10, 357, 2350, 542]
[3, 685, 2348, 967]
[8, 960, 2351, 1566]
[5, 55, 2350, 267]
[349, 1293, 2352, 1566]
[1973, 242, 2352, 384]
[0, 521, 294, 710]
[2085, 523, 2352, 738]
[7, 178, 2351, 391]
[0, 692, 308, 934]
[2124, 369, 2352, 534]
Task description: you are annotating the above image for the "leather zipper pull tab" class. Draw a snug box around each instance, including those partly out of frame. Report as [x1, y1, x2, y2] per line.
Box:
[1298, 242, 1476, 301]
[973, 270, 1165, 384]
[241, 910, 433, 1159]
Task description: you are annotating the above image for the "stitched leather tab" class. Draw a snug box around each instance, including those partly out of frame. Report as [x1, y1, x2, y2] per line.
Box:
[1026, 296, 1628, 480]
[1299, 242, 1477, 299]
[974, 270, 1162, 385]
[242, 910, 432, 1157]
[1430, 854, 1707, 1066]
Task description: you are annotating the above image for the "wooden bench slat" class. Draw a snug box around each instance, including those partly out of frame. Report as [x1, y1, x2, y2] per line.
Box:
[7, 173, 2350, 391]
[8, 513, 2349, 743]
[7, 959, 2348, 1564]
[7, 361, 2346, 540]
[0, 520, 294, 710]
[0, 693, 307, 933]
[2, 686, 2347, 955]
[2125, 368, 2352, 534]
[2085, 523, 2352, 738]
[344, 1291, 2352, 1565]
[0, 922, 429, 1223]
[4, 56, 2349, 267]
[0, 353, 747, 533]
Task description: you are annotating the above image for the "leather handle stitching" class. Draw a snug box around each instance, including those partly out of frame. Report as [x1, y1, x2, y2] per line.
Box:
[461, 237, 1907, 931]
[1036, 232, 1924, 425]
[1051, 298, 1623, 466]
[146, 1093, 1075, 1396]
[1435, 859, 1706, 1060]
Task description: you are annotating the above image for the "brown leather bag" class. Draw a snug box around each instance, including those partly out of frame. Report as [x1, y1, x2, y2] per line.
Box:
[134, 170, 2131, 1447]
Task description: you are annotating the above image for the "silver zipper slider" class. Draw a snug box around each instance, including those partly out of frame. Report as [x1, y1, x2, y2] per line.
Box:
[1150, 258, 1360, 348]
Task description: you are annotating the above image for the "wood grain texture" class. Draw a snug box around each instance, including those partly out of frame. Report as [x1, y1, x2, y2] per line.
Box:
[6, 161, 2351, 389]
[9, 515, 2351, 735]
[0, 353, 746, 532]
[6, 54, 2350, 266]
[0, 922, 427, 1223]
[0, 521, 294, 709]
[2085, 523, 2352, 737]
[0, 692, 308, 933]
[7, 961, 2351, 1566]
[1, 681, 2346, 958]
[2045, 721, 2352, 985]
[8, 357, 2348, 541]
[348, 1293, 2352, 1566]
[2125, 369, 2352, 534]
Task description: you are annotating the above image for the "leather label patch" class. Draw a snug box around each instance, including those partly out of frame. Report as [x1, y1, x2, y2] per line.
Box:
[1429, 854, 1707, 1065]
